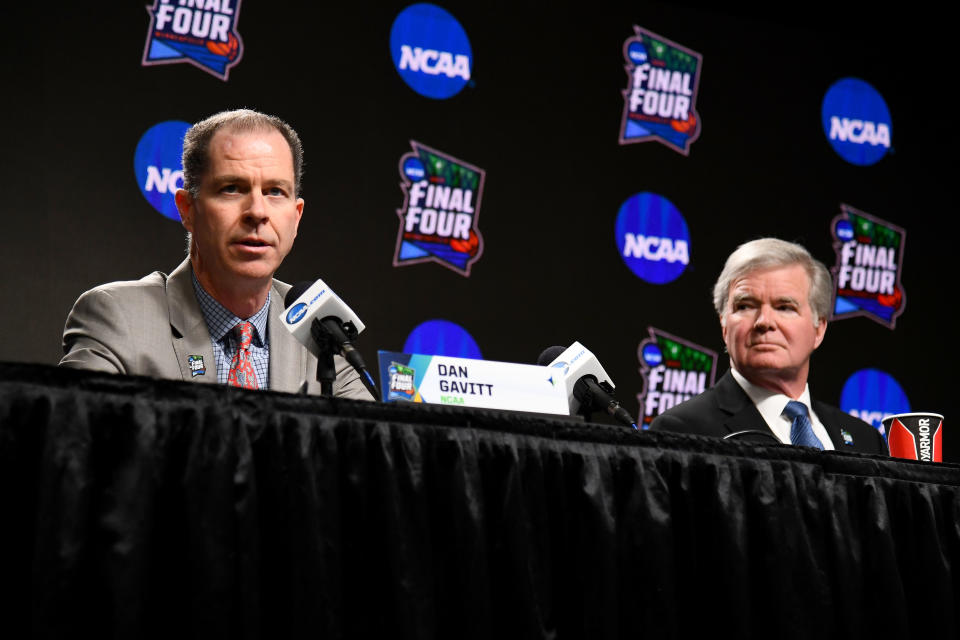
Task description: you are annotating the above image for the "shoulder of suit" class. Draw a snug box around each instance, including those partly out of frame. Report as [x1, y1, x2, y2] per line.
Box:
[648, 383, 727, 435]
[272, 278, 291, 298]
[84, 270, 168, 294]
[81, 271, 168, 296]
[76, 271, 170, 312]
[652, 383, 720, 421]
[815, 400, 873, 430]
[814, 400, 887, 453]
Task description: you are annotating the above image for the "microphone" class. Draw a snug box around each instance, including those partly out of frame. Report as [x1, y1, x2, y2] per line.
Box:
[537, 342, 638, 429]
[281, 279, 378, 398]
[536, 345, 566, 367]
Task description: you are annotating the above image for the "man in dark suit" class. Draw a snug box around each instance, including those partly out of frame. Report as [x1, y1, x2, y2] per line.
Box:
[650, 238, 886, 454]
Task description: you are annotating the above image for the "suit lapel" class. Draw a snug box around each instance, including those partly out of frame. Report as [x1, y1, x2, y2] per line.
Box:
[166, 259, 217, 384]
[812, 400, 845, 448]
[715, 372, 777, 437]
[267, 280, 307, 393]
[163, 266, 307, 391]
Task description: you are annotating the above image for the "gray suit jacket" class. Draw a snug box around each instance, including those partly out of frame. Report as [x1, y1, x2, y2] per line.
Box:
[60, 259, 374, 401]
[649, 371, 888, 455]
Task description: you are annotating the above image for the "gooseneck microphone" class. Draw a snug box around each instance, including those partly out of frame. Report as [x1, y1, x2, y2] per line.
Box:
[282, 280, 378, 399]
[537, 343, 638, 429]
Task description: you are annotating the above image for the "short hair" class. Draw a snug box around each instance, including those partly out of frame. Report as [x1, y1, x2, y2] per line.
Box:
[713, 238, 833, 326]
[181, 108, 304, 198]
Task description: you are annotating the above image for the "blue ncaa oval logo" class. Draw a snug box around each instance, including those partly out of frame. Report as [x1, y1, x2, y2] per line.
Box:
[404, 319, 481, 358]
[641, 343, 663, 367]
[835, 218, 854, 241]
[134, 120, 191, 220]
[390, 3, 472, 100]
[821, 77, 892, 166]
[286, 302, 308, 324]
[615, 192, 691, 284]
[839, 368, 911, 432]
[403, 156, 426, 180]
[626, 41, 648, 65]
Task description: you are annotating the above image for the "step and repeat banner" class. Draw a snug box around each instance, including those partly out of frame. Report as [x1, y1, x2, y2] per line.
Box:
[1, 3, 952, 458]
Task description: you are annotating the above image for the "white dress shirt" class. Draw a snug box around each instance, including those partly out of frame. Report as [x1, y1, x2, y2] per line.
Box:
[729, 368, 835, 450]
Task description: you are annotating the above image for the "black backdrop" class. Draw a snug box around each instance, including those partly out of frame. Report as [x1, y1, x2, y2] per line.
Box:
[1, 3, 954, 458]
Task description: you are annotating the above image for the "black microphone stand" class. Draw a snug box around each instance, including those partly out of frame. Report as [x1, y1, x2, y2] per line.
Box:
[310, 317, 352, 396]
[310, 316, 379, 399]
[574, 376, 639, 429]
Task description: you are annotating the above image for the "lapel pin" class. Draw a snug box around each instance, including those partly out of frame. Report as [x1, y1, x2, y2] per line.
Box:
[840, 429, 854, 446]
[188, 355, 206, 377]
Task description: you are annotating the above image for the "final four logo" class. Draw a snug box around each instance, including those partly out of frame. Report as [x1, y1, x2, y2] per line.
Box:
[637, 328, 717, 427]
[394, 141, 485, 276]
[388, 362, 417, 402]
[830, 204, 906, 328]
[142, 0, 244, 81]
[619, 26, 702, 155]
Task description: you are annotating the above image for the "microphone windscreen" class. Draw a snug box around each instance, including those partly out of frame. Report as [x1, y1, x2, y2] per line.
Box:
[284, 281, 313, 308]
[537, 345, 567, 366]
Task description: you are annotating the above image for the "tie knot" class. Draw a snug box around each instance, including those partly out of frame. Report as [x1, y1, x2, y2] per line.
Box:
[783, 400, 809, 420]
[234, 321, 255, 350]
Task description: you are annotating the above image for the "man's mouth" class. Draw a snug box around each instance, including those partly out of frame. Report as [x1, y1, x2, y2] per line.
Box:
[236, 238, 270, 247]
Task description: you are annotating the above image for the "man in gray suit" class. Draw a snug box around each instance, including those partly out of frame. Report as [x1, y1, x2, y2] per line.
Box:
[650, 238, 886, 454]
[60, 109, 373, 400]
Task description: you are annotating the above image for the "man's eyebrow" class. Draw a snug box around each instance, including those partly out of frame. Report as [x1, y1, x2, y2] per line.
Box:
[210, 174, 248, 185]
[208, 175, 294, 190]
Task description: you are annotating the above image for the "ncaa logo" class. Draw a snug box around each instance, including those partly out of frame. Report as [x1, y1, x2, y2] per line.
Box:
[134, 120, 190, 220]
[641, 343, 663, 367]
[626, 41, 648, 65]
[403, 156, 426, 180]
[286, 303, 308, 324]
[822, 77, 892, 166]
[835, 218, 854, 241]
[839, 368, 911, 433]
[390, 3, 472, 99]
[615, 192, 691, 284]
[404, 319, 481, 359]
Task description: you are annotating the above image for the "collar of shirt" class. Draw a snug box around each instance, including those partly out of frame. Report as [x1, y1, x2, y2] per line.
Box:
[729, 367, 835, 450]
[190, 269, 270, 348]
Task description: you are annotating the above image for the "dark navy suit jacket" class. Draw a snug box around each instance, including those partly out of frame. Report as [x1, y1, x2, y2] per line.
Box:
[650, 371, 888, 455]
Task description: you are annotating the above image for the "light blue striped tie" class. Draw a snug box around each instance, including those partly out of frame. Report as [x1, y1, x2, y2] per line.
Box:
[784, 401, 823, 449]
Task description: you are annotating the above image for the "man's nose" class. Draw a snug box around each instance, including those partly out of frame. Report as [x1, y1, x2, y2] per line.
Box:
[753, 305, 774, 331]
[243, 191, 268, 223]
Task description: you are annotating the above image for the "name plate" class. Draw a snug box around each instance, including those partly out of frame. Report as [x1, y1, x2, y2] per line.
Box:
[377, 351, 569, 415]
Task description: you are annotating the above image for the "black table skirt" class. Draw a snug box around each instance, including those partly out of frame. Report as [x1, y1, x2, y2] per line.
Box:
[2, 363, 958, 638]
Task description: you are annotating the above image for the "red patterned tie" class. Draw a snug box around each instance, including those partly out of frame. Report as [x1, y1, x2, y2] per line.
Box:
[227, 321, 258, 389]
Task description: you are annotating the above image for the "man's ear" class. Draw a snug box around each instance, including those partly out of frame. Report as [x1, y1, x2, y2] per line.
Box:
[813, 318, 827, 350]
[175, 189, 194, 232]
[294, 197, 304, 236]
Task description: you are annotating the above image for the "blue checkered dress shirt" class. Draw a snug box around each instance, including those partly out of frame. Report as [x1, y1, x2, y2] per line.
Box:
[191, 271, 270, 389]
